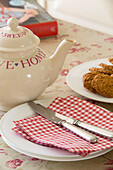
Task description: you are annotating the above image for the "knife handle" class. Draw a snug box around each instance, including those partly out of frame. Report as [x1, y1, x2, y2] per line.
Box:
[61, 120, 98, 143]
[75, 120, 113, 138]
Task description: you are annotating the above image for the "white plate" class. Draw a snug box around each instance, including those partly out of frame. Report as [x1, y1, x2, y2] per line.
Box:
[0, 102, 113, 161]
[67, 58, 113, 103]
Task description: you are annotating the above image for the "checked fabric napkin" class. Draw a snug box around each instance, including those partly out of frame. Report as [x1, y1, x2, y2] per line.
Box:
[13, 95, 113, 157]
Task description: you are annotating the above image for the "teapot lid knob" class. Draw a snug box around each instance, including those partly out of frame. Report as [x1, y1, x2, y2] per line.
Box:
[7, 17, 19, 31]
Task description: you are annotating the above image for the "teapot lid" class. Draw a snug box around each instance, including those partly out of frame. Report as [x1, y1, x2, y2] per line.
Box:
[0, 17, 40, 52]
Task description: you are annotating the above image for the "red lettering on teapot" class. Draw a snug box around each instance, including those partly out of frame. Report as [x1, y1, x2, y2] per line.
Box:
[6, 61, 14, 69]
[0, 28, 28, 38]
[21, 59, 31, 68]
[0, 50, 46, 69]
[0, 60, 5, 67]
[30, 57, 39, 65]
[0, 60, 14, 69]
[20, 53, 45, 68]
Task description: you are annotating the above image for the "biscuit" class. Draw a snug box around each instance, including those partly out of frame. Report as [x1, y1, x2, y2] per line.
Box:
[99, 63, 113, 72]
[89, 67, 113, 75]
[83, 72, 97, 93]
[108, 58, 113, 64]
[92, 74, 113, 97]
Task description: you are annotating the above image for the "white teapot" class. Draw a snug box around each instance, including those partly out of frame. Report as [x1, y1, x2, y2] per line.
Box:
[0, 17, 76, 111]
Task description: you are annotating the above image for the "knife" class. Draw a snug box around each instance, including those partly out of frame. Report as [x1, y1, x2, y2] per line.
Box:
[56, 110, 113, 139]
[28, 101, 98, 143]
[28, 102, 113, 139]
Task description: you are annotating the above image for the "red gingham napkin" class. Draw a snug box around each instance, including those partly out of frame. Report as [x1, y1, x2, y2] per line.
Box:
[13, 95, 113, 157]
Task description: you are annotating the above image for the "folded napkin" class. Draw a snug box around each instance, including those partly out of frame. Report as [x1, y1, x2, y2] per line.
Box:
[13, 95, 113, 157]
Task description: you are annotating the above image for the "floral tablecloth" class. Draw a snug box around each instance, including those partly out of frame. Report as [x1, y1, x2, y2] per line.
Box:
[0, 19, 113, 170]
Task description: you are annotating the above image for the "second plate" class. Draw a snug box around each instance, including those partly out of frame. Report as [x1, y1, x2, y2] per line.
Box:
[66, 58, 113, 103]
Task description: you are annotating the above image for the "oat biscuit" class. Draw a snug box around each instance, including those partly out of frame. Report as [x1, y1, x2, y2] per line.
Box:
[108, 58, 113, 64]
[89, 67, 113, 75]
[83, 72, 97, 93]
[99, 63, 113, 72]
[92, 74, 113, 97]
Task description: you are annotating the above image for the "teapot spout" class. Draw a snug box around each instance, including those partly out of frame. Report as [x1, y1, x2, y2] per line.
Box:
[48, 39, 76, 86]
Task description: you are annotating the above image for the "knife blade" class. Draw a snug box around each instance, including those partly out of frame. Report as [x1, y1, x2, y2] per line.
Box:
[28, 101, 98, 143]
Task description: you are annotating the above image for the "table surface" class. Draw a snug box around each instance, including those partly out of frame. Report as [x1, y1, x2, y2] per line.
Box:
[0, 19, 113, 170]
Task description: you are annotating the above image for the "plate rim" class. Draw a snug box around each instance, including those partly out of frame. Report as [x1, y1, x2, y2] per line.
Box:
[2, 135, 113, 162]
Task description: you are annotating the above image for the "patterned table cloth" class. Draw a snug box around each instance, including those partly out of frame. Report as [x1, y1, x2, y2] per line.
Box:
[0, 19, 113, 170]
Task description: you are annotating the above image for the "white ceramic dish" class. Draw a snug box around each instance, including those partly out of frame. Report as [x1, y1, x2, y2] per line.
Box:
[0, 102, 112, 161]
[67, 58, 113, 103]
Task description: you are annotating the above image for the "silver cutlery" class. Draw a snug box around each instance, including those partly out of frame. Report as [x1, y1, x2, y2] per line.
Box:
[28, 101, 98, 143]
[28, 102, 113, 139]
[57, 111, 113, 139]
